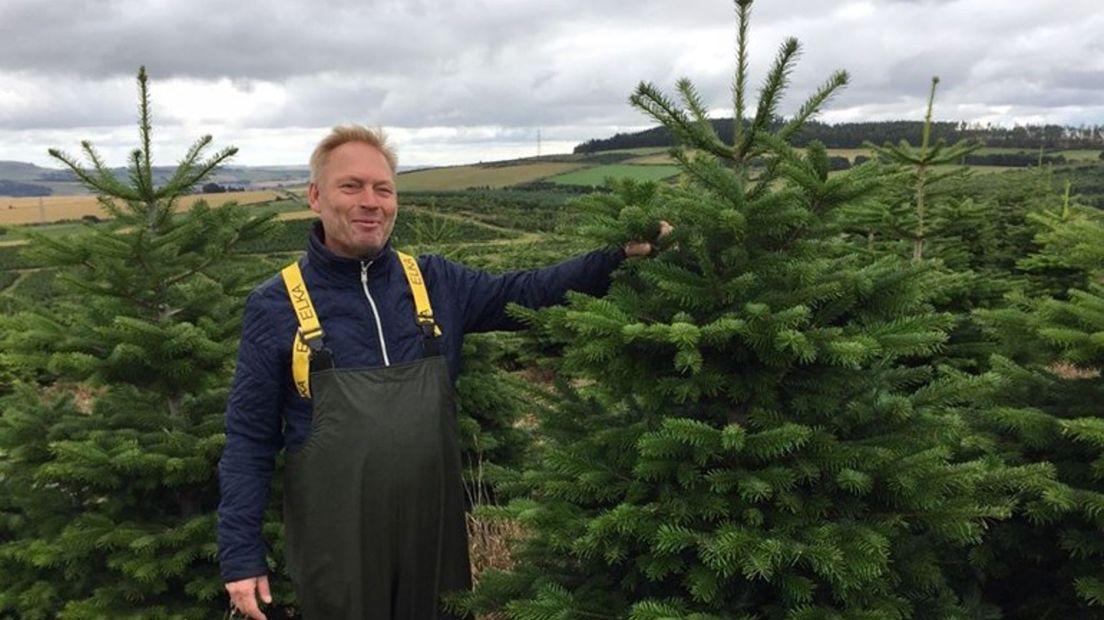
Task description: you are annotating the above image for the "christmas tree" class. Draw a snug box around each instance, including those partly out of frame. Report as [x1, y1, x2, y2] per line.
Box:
[843, 77, 981, 266]
[836, 77, 1014, 372]
[459, 2, 1035, 618]
[973, 202, 1104, 618]
[456, 333, 533, 501]
[0, 68, 276, 618]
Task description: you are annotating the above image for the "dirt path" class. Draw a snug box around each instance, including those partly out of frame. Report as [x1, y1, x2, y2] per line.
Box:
[0, 268, 42, 294]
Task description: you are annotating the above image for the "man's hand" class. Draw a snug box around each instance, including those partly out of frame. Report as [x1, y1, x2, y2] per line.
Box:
[226, 575, 272, 620]
[624, 221, 673, 258]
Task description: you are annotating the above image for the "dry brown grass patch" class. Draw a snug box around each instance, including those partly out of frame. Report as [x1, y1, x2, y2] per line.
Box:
[467, 511, 525, 587]
[39, 382, 105, 414]
[1050, 361, 1101, 379]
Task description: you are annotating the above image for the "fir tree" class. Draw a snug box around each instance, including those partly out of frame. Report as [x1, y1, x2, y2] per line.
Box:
[456, 332, 534, 503]
[834, 79, 1100, 376]
[1014, 180, 1100, 298]
[836, 77, 1005, 371]
[973, 206, 1104, 618]
[0, 67, 277, 618]
[848, 77, 981, 265]
[459, 3, 1035, 618]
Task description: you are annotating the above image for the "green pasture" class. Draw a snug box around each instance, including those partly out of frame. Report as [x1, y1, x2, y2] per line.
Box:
[597, 147, 669, 156]
[547, 164, 682, 187]
[1052, 149, 1101, 161]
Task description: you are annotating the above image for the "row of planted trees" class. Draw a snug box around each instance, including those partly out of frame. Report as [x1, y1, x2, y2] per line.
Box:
[456, 2, 1104, 618]
[1, 2, 1102, 618]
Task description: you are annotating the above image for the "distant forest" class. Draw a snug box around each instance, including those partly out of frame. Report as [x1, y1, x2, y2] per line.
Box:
[574, 119, 1104, 153]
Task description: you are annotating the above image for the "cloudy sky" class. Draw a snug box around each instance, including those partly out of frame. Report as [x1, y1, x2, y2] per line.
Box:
[2, 0, 1102, 168]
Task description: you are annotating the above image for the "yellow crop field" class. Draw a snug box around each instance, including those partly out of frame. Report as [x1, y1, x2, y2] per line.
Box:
[397, 162, 585, 191]
[826, 148, 873, 161]
[0, 190, 282, 226]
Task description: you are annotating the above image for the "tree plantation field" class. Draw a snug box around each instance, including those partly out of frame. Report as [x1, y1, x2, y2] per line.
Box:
[396, 161, 586, 191]
[3, 12, 1104, 616]
[6, 147, 1103, 620]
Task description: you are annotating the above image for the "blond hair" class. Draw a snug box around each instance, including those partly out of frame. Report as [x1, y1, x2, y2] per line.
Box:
[309, 125, 398, 182]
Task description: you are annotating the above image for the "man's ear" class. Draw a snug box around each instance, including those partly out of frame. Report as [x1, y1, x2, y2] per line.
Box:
[307, 182, 321, 214]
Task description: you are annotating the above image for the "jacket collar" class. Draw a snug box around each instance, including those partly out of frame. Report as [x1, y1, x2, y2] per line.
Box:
[306, 220, 395, 276]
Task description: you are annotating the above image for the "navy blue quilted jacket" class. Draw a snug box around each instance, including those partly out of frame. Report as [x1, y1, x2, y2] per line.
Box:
[217, 222, 624, 582]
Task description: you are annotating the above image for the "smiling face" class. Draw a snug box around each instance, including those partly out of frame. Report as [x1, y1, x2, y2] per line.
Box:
[308, 141, 398, 259]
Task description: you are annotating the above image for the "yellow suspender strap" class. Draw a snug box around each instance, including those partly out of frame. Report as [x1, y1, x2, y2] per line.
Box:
[281, 261, 321, 399]
[396, 251, 442, 338]
[278, 252, 440, 399]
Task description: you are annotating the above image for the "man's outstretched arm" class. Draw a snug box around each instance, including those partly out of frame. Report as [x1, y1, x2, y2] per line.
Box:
[448, 222, 672, 333]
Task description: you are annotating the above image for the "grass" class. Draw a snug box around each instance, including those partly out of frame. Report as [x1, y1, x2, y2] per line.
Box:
[547, 164, 681, 187]
[825, 147, 873, 161]
[1053, 149, 1101, 162]
[397, 162, 585, 191]
[467, 512, 523, 587]
[626, 153, 677, 165]
[963, 165, 1018, 175]
[598, 147, 669, 155]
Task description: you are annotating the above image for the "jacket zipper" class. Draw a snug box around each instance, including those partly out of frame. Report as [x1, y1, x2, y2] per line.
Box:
[360, 260, 391, 367]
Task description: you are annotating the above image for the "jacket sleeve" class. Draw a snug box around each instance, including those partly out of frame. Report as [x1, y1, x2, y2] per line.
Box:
[446, 246, 625, 333]
[217, 290, 287, 582]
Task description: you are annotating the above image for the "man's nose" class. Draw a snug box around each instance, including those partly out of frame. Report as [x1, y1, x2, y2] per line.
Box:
[356, 189, 383, 208]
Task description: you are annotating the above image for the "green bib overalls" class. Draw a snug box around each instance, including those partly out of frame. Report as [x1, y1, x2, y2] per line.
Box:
[280, 257, 471, 619]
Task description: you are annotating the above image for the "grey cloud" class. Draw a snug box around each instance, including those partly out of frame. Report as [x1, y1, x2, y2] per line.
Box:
[0, 0, 731, 81]
[0, 76, 135, 130]
[1, 0, 1103, 161]
[1048, 70, 1104, 92]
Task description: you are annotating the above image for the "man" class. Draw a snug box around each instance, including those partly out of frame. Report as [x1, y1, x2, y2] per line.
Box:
[218, 125, 665, 619]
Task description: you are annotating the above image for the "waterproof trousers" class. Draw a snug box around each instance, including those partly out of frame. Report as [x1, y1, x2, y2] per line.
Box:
[283, 356, 471, 619]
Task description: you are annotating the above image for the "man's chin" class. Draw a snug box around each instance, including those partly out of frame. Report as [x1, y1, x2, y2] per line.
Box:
[352, 236, 390, 259]
[324, 235, 389, 260]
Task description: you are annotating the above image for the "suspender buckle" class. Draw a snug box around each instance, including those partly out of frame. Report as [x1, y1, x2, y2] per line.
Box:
[300, 328, 325, 351]
[416, 312, 441, 357]
[298, 328, 334, 371]
[416, 312, 440, 339]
